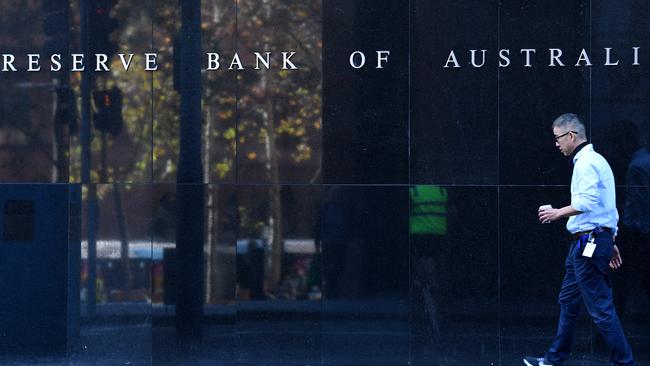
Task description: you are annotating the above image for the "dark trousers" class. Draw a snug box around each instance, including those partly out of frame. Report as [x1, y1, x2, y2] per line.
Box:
[545, 232, 634, 366]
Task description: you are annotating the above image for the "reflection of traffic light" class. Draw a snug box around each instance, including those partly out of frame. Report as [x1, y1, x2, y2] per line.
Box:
[55, 86, 79, 135]
[89, 0, 119, 60]
[93, 87, 123, 135]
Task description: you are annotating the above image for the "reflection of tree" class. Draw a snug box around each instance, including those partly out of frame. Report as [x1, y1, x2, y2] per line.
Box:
[0, 0, 323, 308]
[236, 0, 322, 291]
[69, 1, 321, 182]
[147, 0, 321, 300]
[3, 0, 321, 300]
[201, 1, 322, 295]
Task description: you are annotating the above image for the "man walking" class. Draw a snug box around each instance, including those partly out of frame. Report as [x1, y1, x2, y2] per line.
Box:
[524, 113, 634, 366]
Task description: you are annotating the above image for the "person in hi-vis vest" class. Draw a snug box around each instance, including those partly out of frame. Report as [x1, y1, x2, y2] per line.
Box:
[410, 185, 448, 339]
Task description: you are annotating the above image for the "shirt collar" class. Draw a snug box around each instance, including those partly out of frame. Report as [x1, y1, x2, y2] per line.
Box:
[571, 142, 592, 165]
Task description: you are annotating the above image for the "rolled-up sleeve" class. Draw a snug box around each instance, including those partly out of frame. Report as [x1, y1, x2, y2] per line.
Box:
[571, 163, 600, 213]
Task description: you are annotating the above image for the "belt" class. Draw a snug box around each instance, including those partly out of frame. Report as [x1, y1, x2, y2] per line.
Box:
[570, 227, 612, 240]
[571, 231, 591, 240]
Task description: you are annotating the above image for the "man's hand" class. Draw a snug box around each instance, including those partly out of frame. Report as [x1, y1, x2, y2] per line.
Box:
[539, 207, 561, 223]
[610, 244, 622, 269]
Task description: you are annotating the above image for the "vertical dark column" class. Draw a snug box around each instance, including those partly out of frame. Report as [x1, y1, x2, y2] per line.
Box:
[79, 0, 98, 317]
[67, 184, 82, 354]
[177, 1, 203, 184]
[175, 0, 204, 353]
[322, 0, 409, 184]
[80, 0, 92, 185]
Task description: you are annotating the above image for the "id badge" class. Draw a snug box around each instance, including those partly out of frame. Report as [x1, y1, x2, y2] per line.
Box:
[582, 238, 596, 258]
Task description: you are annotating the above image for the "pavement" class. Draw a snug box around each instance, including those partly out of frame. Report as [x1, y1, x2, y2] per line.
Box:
[1, 299, 649, 365]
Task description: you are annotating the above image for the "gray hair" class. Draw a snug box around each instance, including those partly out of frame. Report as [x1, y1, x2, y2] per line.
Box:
[552, 113, 587, 140]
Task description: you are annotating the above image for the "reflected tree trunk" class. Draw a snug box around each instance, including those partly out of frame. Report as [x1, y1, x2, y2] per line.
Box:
[52, 87, 69, 183]
[204, 105, 220, 303]
[264, 85, 283, 290]
[205, 186, 219, 303]
[113, 183, 132, 293]
[259, 0, 284, 292]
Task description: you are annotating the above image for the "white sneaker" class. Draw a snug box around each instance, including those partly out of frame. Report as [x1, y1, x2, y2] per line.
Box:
[523, 356, 554, 366]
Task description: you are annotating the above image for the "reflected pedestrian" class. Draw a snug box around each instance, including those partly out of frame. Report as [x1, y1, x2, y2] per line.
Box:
[618, 132, 650, 313]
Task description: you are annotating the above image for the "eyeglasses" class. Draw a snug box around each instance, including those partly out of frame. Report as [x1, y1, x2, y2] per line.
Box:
[554, 131, 577, 142]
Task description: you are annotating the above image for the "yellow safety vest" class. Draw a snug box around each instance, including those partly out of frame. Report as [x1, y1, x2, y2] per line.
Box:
[410, 185, 447, 235]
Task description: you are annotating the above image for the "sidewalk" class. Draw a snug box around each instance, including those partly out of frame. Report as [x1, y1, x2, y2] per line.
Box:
[3, 298, 649, 365]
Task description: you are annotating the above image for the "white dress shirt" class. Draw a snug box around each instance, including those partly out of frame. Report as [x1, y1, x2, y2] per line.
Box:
[567, 144, 619, 235]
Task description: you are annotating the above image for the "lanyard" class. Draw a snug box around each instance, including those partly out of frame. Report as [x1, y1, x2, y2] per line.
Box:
[576, 233, 590, 250]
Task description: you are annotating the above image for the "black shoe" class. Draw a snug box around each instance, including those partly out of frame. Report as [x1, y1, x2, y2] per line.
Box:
[523, 356, 554, 366]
